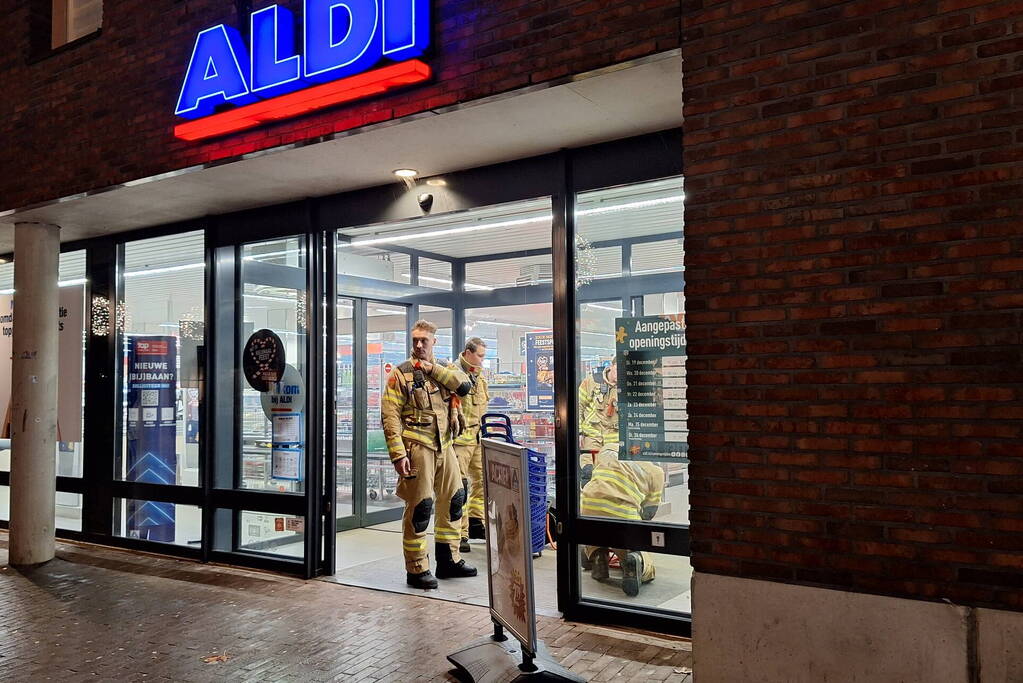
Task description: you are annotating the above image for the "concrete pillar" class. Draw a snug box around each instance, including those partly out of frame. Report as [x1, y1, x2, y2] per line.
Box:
[9, 222, 60, 566]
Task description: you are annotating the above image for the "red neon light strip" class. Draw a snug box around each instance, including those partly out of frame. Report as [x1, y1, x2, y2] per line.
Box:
[174, 59, 431, 141]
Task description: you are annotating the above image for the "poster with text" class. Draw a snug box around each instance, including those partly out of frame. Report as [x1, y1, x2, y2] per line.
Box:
[126, 336, 178, 541]
[614, 315, 689, 462]
[0, 285, 85, 441]
[482, 439, 537, 654]
[525, 331, 554, 412]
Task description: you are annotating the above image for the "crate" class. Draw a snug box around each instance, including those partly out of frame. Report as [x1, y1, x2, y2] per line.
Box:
[485, 413, 549, 554]
[527, 449, 548, 555]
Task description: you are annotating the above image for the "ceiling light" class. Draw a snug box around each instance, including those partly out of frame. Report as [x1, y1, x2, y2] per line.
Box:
[426, 178, 447, 187]
[393, 169, 419, 178]
[339, 195, 684, 249]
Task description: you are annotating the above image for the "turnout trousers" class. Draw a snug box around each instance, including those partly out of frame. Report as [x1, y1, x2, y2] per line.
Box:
[454, 441, 485, 535]
[396, 441, 465, 573]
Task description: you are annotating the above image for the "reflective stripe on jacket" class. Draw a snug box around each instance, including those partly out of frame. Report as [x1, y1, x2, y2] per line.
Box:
[580, 459, 664, 520]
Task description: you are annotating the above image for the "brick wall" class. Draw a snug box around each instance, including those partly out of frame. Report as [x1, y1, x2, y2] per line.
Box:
[0, 0, 680, 210]
[683, 0, 1023, 610]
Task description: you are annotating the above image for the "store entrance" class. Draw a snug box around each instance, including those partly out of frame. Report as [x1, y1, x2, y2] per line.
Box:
[325, 197, 560, 612]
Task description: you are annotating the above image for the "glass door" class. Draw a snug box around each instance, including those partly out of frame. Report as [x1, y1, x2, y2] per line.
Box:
[560, 176, 691, 632]
[208, 227, 324, 579]
[335, 297, 409, 531]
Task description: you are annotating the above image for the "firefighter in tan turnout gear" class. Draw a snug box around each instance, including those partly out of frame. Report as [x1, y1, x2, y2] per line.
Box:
[381, 320, 477, 589]
[578, 359, 619, 484]
[452, 337, 490, 552]
[581, 456, 665, 596]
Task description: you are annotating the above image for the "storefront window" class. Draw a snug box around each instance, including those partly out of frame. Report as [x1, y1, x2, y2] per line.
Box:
[117, 232, 204, 491]
[113, 499, 201, 546]
[239, 237, 309, 495]
[0, 251, 87, 480]
[465, 304, 554, 460]
[574, 176, 687, 610]
[238, 510, 304, 558]
[579, 550, 692, 612]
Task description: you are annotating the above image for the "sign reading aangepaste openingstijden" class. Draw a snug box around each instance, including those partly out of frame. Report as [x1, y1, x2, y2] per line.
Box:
[174, 0, 430, 141]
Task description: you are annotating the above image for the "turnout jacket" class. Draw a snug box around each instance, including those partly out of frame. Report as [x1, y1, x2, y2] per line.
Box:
[581, 458, 665, 521]
[453, 352, 490, 447]
[381, 357, 471, 461]
[578, 366, 619, 446]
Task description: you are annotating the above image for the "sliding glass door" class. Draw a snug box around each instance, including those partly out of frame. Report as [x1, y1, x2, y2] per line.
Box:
[336, 298, 409, 531]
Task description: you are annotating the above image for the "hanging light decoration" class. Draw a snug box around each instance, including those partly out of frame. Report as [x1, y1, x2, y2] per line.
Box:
[179, 305, 205, 341]
[297, 290, 309, 331]
[91, 296, 111, 336]
[575, 234, 598, 289]
[115, 302, 131, 334]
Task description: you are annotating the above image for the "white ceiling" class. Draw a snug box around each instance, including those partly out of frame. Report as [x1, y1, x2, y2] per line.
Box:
[0, 52, 681, 253]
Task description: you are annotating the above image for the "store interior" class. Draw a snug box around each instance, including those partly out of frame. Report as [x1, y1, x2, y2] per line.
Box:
[0, 174, 690, 617]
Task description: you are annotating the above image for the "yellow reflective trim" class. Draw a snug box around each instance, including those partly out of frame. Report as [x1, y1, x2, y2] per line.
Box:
[581, 498, 641, 520]
[591, 471, 644, 504]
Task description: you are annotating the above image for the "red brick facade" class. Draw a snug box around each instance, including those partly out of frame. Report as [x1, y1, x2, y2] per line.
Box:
[683, 0, 1023, 609]
[0, 0, 680, 209]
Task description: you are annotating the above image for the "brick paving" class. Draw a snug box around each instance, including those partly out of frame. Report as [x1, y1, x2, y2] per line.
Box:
[0, 534, 692, 682]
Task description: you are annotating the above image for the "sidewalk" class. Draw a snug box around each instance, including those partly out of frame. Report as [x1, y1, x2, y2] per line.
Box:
[0, 534, 693, 682]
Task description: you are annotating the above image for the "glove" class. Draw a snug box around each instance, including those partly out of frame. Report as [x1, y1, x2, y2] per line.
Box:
[448, 396, 465, 440]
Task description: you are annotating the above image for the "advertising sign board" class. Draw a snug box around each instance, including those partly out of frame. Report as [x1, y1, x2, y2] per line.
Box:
[126, 336, 179, 541]
[525, 331, 554, 412]
[614, 315, 689, 462]
[482, 438, 537, 655]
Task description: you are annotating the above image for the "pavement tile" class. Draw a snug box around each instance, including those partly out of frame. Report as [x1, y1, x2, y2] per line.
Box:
[0, 534, 692, 681]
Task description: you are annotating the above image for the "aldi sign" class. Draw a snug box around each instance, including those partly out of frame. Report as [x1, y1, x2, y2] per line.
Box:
[175, 0, 430, 140]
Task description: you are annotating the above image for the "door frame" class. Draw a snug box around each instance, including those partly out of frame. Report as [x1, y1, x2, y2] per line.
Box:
[333, 296, 410, 535]
[204, 202, 326, 579]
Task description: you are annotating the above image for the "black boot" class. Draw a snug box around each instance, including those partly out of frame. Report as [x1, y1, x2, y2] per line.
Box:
[460, 537, 471, 553]
[407, 570, 439, 589]
[621, 552, 645, 597]
[435, 543, 478, 579]
[468, 517, 486, 540]
[591, 548, 609, 581]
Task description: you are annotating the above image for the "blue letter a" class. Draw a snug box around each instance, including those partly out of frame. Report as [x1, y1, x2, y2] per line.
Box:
[175, 25, 255, 119]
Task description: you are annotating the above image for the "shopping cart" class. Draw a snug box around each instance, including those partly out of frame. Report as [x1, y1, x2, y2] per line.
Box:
[482, 413, 548, 556]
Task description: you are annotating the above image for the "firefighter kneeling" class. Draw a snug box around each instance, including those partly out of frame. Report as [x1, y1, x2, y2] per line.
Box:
[581, 453, 665, 597]
[381, 319, 477, 590]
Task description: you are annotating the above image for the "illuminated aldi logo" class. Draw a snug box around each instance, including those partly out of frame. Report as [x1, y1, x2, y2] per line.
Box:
[174, 0, 430, 141]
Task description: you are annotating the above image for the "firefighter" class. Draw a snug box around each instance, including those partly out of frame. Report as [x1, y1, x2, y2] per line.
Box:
[578, 359, 619, 485]
[581, 456, 665, 597]
[452, 337, 490, 552]
[381, 319, 476, 589]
